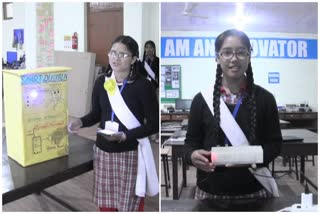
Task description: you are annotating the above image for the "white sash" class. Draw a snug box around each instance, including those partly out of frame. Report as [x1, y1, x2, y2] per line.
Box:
[201, 88, 279, 197]
[144, 61, 156, 81]
[105, 73, 159, 197]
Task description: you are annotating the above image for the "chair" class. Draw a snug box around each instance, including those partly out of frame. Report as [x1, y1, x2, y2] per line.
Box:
[161, 147, 171, 197]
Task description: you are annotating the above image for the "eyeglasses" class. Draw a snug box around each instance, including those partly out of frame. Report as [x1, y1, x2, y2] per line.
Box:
[219, 48, 249, 60]
[108, 50, 131, 59]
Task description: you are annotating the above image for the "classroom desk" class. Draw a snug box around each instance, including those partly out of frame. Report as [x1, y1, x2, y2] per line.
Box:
[281, 129, 318, 186]
[279, 119, 290, 128]
[161, 195, 318, 211]
[164, 129, 318, 200]
[163, 130, 187, 200]
[2, 133, 95, 208]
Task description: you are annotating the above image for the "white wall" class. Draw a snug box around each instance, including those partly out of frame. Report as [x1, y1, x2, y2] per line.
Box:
[54, 2, 86, 52]
[2, 2, 26, 62]
[24, 3, 36, 69]
[124, 3, 143, 56]
[3, 2, 159, 66]
[161, 31, 318, 111]
[2, 2, 87, 69]
[252, 58, 317, 109]
[141, 3, 160, 58]
[124, 2, 159, 59]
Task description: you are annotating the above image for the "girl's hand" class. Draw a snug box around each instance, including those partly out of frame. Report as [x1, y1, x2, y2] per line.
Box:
[68, 118, 83, 134]
[191, 149, 216, 172]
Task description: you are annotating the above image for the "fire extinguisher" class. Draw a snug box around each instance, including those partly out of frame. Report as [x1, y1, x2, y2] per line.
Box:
[72, 32, 78, 50]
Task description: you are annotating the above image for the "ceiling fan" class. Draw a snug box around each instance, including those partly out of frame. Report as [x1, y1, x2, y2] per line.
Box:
[182, 3, 209, 19]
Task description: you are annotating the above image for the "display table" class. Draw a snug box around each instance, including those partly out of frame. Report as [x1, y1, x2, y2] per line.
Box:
[2, 133, 95, 208]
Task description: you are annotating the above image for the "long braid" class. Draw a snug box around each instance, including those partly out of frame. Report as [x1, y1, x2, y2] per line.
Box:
[214, 29, 255, 145]
[246, 63, 256, 144]
[213, 65, 223, 144]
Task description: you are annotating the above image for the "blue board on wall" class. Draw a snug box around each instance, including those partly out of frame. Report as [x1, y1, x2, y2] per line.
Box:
[268, 72, 280, 84]
[7, 51, 17, 64]
[161, 37, 317, 59]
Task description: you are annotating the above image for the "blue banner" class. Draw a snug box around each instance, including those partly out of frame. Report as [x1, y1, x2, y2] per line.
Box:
[161, 37, 317, 59]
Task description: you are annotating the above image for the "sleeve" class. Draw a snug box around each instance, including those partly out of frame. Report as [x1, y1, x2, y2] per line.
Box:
[258, 92, 282, 167]
[80, 77, 102, 127]
[124, 80, 159, 140]
[184, 93, 205, 165]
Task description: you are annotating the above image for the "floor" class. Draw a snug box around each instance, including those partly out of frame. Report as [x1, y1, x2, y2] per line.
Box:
[160, 154, 318, 203]
[2, 118, 160, 212]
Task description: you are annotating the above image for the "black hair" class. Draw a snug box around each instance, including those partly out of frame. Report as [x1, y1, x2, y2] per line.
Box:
[142, 40, 157, 63]
[213, 29, 256, 145]
[106, 35, 142, 81]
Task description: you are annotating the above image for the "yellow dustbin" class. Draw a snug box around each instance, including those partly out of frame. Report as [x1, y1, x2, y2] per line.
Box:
[3, 67, 71, 167]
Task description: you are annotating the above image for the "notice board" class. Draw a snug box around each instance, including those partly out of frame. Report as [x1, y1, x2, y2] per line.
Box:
[161, 65, 181, 103]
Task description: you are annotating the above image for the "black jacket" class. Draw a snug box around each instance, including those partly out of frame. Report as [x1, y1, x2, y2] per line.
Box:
[141, 57, 159, 89]
[81, 74, 159, 153]
[184, 85, 282, 195]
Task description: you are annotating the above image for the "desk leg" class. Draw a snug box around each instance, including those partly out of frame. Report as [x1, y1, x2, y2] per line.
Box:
[182, 158, 187, 187]
[172, 146, 179, 200]
[300, 155, 305, 184]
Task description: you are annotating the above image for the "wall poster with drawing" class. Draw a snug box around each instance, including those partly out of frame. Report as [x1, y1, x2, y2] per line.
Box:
[161, 65, 181, 103]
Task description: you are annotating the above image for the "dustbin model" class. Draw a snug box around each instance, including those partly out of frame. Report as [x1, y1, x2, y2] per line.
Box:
[3, 67, 71, 167]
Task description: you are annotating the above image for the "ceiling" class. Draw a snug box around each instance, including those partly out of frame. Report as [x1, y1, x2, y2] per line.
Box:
[161, 2, 318, 34]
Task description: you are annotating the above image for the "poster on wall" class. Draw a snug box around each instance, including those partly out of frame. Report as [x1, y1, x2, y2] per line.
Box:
[13, 29, 24, 50]
[161, 65, 181, 103]
[268, 72, 280, 84]
[64, 35, 72, 49]
[36, 3, 54, 67]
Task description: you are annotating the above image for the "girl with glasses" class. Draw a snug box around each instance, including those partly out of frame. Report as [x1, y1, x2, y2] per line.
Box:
[184, 29, 282, 202]
[68, 35, 159, 211]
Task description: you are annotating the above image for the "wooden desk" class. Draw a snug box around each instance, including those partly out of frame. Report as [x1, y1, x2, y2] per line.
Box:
[161, 112, 189, 122]
[163, 130, 187, 200]
[161, 122, 182, 132]
[2, 134, 95, 208]
[278, 112, 317, 131]
[281, 129, 318, 186]
[162, 112, 317, 131]
[279, 119, 290, 129]
[164, 129, 318, 200]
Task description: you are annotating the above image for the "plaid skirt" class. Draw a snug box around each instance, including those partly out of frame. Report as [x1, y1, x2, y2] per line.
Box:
[93, 145, 143, 211]
[195, 186, 272, 200]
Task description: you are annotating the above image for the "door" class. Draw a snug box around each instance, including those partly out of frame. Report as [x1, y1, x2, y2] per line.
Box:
[87, 3, 123, 66]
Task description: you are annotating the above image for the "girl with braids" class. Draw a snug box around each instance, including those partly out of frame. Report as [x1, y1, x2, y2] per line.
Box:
[68, 35, 159, 211]
[184, 29, 282, 200]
